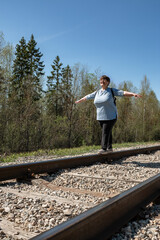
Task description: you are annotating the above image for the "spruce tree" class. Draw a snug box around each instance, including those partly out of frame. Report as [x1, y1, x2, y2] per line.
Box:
[61, 64, 73, 115]
[12, 34, 44, 102]
[12, 37, 29, 102]
[47, 55, 63, 116]
[10, 35, 45, 152]
[27, 34, 45, 100]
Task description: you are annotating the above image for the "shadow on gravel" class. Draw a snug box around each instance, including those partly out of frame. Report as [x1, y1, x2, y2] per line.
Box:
[0, 179, 33, 187]
[122, 161, 160, 169]
[110, 150, 160, 169]
[0, 169, 67, 187]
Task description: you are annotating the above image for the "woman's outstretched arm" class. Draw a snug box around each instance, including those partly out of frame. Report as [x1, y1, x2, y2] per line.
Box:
[75, 97, 87, 104]
[75, 91, 97, 104]
[123, 91, 142, 98]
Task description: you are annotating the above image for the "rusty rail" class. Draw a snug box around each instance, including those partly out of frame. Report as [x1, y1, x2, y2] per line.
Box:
[30, 173, 160, 240]
[0, 145, 160, 181]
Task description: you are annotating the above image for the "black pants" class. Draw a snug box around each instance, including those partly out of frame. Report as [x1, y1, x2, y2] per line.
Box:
[99, 119, 117, 150]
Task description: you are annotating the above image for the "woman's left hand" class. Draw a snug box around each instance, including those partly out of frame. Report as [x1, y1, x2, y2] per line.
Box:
[134, 94, 142, 98]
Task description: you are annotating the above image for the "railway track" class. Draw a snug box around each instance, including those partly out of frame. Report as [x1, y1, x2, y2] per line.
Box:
[0, 145, 160, 239]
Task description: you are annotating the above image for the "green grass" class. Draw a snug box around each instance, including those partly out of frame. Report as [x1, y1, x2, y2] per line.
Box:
[0, 141, 159, 163]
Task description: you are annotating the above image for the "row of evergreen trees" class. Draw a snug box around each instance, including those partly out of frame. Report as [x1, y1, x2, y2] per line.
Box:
[0, 32, 160, 154]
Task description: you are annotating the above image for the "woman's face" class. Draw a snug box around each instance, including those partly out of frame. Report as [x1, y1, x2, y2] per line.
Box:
[100, 79, 109, 88]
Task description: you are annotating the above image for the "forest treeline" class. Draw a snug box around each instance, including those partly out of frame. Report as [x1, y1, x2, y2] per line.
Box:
[0, 32, 160, 154]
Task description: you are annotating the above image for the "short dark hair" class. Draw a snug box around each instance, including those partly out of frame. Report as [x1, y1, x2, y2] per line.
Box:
[100, 75, 110, 83]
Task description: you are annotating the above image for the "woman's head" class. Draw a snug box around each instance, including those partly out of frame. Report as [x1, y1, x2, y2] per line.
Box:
[100, 75, 110, 88]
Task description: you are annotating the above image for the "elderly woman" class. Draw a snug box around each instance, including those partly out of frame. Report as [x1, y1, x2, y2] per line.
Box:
[75, 75, 142, 154]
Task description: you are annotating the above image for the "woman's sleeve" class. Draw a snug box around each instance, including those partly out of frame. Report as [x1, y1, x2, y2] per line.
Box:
[112, 88, 124, 97]
[85, 91, 97, 100]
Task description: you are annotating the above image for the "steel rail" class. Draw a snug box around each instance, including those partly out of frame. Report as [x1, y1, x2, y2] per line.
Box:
[30, 173, 160, 240]
[0, 145, 160, 181]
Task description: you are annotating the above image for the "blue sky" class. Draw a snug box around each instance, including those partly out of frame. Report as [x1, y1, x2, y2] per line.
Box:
[1, 0, 160, 99]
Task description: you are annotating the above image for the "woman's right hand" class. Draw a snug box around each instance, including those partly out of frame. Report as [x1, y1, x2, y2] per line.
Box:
[75, 97, 86, 104]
